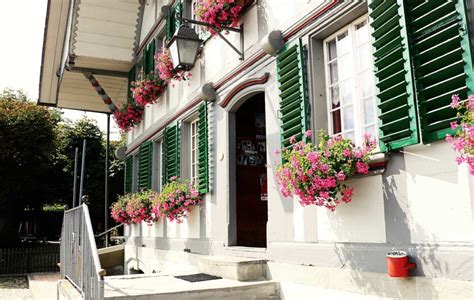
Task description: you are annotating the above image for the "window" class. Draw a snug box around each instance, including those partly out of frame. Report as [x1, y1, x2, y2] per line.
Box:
[323, 16, 377, 146]
[190, 119, 199, 185]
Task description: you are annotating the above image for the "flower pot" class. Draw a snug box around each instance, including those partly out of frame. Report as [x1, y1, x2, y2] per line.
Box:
[387, 251, 416, 277]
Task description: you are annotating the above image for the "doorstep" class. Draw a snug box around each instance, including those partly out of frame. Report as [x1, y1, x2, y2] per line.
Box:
[104, 273, 280, 300]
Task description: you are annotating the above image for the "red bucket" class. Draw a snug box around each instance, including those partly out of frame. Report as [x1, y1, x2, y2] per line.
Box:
[387, 251, 416, 277]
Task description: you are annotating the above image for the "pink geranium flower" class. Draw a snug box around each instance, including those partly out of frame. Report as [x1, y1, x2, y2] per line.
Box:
[275, 130, 375, 211]
[446, 94, 474, 175]
[152, 177, 202, 223]
[194, 0, 243, 36]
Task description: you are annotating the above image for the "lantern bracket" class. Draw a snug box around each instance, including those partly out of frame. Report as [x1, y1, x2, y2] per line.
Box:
[178, 17, 244, 61]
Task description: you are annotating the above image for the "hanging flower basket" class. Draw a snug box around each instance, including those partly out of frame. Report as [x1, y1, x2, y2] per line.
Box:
[446, 94, 474, 175]
[113, 102, 144, 131]
[155, 48, 191, 83]
[194, 0, 245, 36]
[131, 73, 167, 106]
[125, 190, 157, 225]
[152, 177, 202, 223]
[275, 130, 376, 212]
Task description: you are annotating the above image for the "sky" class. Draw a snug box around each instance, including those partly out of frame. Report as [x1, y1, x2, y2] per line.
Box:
[0, 0, 121, 140]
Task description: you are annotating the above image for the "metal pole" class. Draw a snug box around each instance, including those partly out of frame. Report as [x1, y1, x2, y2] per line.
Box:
[72, 147, 79, 207]
[104, 114, 110, 247]
[79, 139, 87, 204]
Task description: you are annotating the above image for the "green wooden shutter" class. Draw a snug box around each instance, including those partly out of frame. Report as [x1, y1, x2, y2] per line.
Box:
[197, 102, 209, 194]
[142, 46, 147, 75]
[162, 124, 181, 185]
[276, 38, 310, 148]
[407, 0, 474, 143]
[147, 39, 156, 76]
[127, 67, 136, 101]
[165, 1, 183, 40]
[369, 0, 419, 151]
[138, 141, 153, 190]
[124, 156, 133, 193]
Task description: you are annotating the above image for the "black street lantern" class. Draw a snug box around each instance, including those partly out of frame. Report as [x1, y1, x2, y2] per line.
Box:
[167, 26, 203, 71]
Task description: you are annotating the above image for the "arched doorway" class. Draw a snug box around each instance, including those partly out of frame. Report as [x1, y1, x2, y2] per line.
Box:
[232, 92, 267, 247]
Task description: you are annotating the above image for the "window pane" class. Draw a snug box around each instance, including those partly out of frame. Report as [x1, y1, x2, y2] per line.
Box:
[364, 125, 376, 139]
[342, 105, 354, 131]
[338, 55, 352, 80]
[331, 85, 340, 106]
[357, 44, 371, 70]
[337, 31, 350, 55]
[328, 39, 337, 60]
[364, 98, 375, 124]
[344, 131, 355, 142]
[355, 21, 368, 45]
[358, 70, 374, 98]
[329, 61, 338, 83]
[332, 109, 342, 134]
[340, 79, 354, 105]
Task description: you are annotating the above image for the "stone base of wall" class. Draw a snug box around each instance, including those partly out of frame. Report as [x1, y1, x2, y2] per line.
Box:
[124, 245, 474, 299]
[268, 262, 473, 300]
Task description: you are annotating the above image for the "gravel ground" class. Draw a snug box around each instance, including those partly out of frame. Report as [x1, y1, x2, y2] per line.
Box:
[0, 275, 32, 299]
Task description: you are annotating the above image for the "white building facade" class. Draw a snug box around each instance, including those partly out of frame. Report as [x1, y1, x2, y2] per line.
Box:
[41, 0, 474, 298]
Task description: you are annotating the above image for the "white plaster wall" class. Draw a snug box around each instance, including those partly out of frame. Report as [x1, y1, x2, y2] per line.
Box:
[403, 142, 473, 243]
[144, 105, 153, 129]
[260, 0, 325, 32]
[212, 103, 230, 243]
[317, 175, 386, 243]
[140, 219, 164, 238]
[265, 76, 295, 242]
[164, 206, 200, 239]
[140, 1, 157, 43]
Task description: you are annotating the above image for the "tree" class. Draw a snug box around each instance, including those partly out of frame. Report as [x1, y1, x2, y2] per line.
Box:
[0, 88, 124, 243]
[0, 90, 59, 244]
[55, 117, 125, 232]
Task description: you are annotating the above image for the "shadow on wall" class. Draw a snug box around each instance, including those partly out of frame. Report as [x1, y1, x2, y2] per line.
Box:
[332, 152, 441, 299]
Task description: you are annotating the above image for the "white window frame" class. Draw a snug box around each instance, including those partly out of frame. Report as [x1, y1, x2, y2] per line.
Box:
[323, 14, 378, 146]
[190, 119, 199, 185]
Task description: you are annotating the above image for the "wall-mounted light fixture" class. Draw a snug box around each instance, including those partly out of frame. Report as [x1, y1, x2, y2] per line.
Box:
[162, 4, 244, 72]
[167, 26, 203, 71]
[260, 30, 284, 56]
[198, 82, 216, 102]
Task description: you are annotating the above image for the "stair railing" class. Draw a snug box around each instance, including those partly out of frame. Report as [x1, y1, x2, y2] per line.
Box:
[60, 204, 105, 300]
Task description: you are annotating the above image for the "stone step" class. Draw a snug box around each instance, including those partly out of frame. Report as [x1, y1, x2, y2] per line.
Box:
[197, 255, 267, 281]
[104, 274, 280, 300]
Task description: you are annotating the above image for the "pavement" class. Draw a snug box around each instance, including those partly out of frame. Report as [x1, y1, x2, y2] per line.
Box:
[28, 273, 60, 299]
[0, 273, 59, 300]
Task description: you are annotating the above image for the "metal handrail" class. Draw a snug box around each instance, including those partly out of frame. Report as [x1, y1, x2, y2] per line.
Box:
[60, 204, 105, 300]
[95, 223, 123, 238]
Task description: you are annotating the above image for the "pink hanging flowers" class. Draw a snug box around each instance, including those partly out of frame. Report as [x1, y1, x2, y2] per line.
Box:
[446, 94, 474, 175]
[113, 102, 144, 131]
[131, 73, 167, 106]
[154, 48, 191, 82]
[275, 130, 376, 212]
[194, 0, 244, 36]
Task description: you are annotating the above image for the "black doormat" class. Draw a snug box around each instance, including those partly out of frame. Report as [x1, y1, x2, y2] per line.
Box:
[175, 273, 222, 283]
